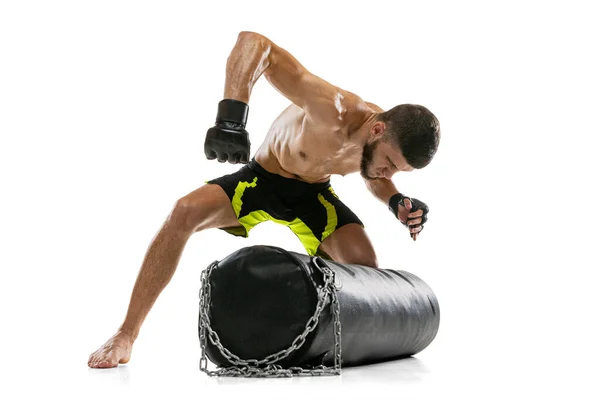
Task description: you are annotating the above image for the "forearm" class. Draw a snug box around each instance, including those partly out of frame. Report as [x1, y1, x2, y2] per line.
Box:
[365, 178, 400, 206]
[223, 31, 272, 103]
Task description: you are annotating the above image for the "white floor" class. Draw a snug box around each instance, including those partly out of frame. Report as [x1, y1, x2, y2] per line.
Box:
[11, 321, 599, 400]
[5, 235, 599, 400]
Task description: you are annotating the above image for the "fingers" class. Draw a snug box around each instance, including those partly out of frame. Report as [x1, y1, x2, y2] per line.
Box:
[408, 209, 423, 218]
[407, 217, 422, 226]
[228, 153, 241, 164]
[217, 152, 228, 163]
[408, 215, 425, 240]
[401, 196, 427, 240]
[212, 152, 249, 164]
[409, 225, 423, 234]
[206, 150, 217, 160]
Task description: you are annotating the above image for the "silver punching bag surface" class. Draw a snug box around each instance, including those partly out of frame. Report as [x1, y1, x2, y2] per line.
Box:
[200, 245, 440, 371]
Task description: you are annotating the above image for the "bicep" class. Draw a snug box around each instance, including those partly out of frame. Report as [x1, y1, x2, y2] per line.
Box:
[263, 40, 355, 124]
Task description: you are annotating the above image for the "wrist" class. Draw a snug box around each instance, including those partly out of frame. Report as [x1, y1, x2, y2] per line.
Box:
[216, 99, 249, 127]
[388, 193, 406, 219]
[222, 91, 250, 104]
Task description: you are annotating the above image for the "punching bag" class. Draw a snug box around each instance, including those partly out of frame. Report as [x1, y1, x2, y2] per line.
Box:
[199, 245, 440, 377]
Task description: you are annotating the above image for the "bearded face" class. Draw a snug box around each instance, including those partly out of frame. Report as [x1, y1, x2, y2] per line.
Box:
[360, 139, 379, 180]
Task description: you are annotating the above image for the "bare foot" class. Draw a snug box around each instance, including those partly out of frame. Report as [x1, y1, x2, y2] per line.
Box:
[88, 332, 133, 368]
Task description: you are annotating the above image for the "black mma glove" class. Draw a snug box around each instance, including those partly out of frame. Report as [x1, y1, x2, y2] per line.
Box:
[204, 99, 251, 164]
[388, 193, 429, 232]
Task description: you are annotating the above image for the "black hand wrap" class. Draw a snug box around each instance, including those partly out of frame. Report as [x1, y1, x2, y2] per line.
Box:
[204, 99, 251, 164]
[388, 193, 429, 232]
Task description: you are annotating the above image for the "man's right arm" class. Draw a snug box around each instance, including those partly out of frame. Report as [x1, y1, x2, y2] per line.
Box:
[224, 31, 359, 125]
[206, 32, 365, 163]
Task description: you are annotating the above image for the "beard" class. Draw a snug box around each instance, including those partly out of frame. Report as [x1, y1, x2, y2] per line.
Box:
[360, 140, 379, 180]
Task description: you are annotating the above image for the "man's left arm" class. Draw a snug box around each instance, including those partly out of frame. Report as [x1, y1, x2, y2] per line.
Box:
[364, 177, 429, 241]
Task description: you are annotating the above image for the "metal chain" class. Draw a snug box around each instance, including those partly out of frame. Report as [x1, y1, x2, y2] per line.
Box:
[199, 257, 342, 378]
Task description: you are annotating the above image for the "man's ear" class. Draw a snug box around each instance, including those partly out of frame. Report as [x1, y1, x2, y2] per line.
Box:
[371, 121, 386, 138]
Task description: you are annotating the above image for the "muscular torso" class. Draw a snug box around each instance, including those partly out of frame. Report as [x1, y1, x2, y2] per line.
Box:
[254, 101, 383, 183]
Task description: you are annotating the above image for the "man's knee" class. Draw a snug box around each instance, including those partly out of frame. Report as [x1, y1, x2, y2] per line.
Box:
[167, 196, 205, 233]
[317, 223, 379, 268]
[167, 184, 238, 233]
[318, 243, 379, 269]
[347, 250, 379, 269]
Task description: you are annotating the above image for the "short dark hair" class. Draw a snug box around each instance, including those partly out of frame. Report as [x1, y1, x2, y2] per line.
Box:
[377, 104, 440, 169]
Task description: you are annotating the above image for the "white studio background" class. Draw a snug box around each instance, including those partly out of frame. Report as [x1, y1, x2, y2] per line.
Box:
[1, 0, 599, 399]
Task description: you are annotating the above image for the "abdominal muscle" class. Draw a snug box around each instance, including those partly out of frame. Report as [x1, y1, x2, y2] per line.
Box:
[253, 104, 362, 183]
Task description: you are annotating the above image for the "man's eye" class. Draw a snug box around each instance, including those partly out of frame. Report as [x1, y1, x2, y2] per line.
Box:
[387, 157, 395, 170]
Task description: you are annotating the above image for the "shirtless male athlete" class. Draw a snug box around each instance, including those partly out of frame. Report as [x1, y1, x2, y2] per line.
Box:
[88, 31, 440, 368]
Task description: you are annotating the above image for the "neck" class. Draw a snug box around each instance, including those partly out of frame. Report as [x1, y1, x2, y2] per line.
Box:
[350, 111, 379, 145]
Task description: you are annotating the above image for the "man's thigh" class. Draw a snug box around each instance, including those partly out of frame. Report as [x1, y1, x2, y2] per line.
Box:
[177, 183, 242, 233]
[317, 223, 378, 268]
[290, 186, 378, 268]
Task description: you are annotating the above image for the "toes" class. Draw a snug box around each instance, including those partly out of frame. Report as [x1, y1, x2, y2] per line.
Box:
[97, 360, 117, 368]
[88, 351, 119, 368]
[88, 353, 98, 368]
[89, 357, 100, 368]
[93, 358, 118, 368]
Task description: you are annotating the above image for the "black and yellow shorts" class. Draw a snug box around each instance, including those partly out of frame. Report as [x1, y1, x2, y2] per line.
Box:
[207, 159, 364, 256]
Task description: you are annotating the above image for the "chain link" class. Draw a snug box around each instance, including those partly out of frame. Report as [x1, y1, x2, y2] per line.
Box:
[199, 257, 342, 378]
